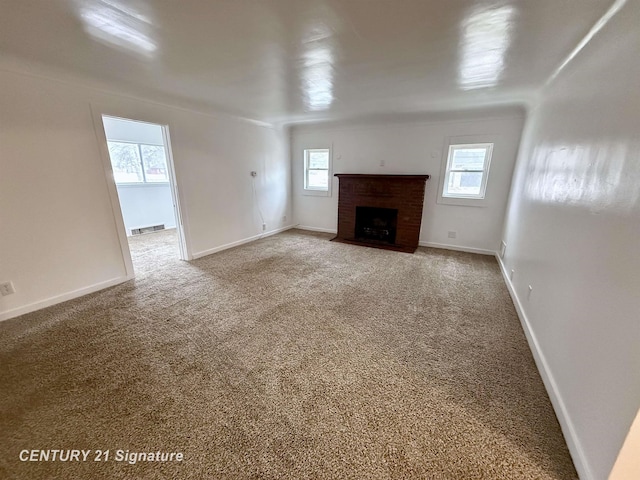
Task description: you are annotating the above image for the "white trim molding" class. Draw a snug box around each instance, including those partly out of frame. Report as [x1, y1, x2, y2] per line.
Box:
[302, 146, 333, 197]
[495, 254, 594, 480]
[0, 276, 131, 323]
[437, 134, 499, 207]
[418, 241, 496, 256]
[292, 228, 496, 255]
[295, 225, 338, 234]
[191, 225, 295, 260]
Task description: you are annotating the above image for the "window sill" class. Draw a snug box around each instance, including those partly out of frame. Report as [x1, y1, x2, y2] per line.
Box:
[303, 189, 331, 197]
[437, 196, 488, 207]
[116, 182, 171, 188]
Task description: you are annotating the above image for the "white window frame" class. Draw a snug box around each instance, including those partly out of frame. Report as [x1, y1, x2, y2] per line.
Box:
[303, 148, 332, 197]
[107, 140, 170, 186]
[437, 136, 495, 207]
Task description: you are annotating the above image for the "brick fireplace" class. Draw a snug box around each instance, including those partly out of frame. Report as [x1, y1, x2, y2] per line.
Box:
[333, 174, 430, 253]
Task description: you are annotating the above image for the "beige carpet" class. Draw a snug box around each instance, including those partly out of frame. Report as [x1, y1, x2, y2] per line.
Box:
[0, 229, 577, 479]
[128, 227, 181, 275]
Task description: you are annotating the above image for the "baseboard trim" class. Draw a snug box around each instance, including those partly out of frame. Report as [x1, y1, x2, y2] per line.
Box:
[1, 226, 297, 322]
[292, 230, 496, 256]
[495, 254, 593, 480]
[295, 225, 338, 234]
[192, 225, 295, 260]
[418, 241, 496, 256]
[0, 276, 131, 323]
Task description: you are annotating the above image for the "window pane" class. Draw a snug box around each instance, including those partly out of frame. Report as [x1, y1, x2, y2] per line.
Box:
[446, 171, 483, 196]
[108, 142, 143, 183]
[308, 150, 329, 169]
[451, 148, 487, 170]
[140, 145, 169, 182]
[308, 170, 329, 189]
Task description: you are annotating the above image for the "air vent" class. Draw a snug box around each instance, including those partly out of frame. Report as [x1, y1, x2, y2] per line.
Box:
[131, 224, 165, 235]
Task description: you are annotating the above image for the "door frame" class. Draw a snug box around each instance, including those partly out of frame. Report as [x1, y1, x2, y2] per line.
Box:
[90, 105, 192, 279]
[160, 124, 190, 261]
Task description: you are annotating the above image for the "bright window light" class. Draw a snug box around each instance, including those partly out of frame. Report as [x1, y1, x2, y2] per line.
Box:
[108, 141, 169, 184]
[304, 148, 330, 193]
[442, 143, 493, 199]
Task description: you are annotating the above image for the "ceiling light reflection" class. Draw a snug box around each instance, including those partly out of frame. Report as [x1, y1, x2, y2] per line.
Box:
[301, 45, 335, 110]
[76, 0, 157, 58]
[458, 5, 515, 90]
[299, 17, 336, 112]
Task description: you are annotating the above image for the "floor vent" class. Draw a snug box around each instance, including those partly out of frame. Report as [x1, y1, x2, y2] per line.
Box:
[131, 224, 165, 235]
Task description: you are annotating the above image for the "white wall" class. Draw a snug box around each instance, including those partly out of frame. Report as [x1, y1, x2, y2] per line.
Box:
[115, 184, 176, 234]
[0, 62, 291, 321]
[500, 2, 640, 479]
[291, 113, 524, 253]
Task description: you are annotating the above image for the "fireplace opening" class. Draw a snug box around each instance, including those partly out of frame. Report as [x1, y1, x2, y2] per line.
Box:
[355, 206, 398, 244]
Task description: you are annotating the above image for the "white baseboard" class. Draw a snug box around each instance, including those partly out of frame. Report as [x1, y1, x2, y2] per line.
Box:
[295, 225, 338, 234]
[0, 276, 131, 323]
[192, 225, 295, 260]
[1, 227, 296, 321]
[419, 241, 496, 256]
[495, 254, 592, 480]
[292, 230, 495, 256]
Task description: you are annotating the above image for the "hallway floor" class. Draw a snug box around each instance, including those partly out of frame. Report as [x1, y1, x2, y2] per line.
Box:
[127, 228, 180, 275]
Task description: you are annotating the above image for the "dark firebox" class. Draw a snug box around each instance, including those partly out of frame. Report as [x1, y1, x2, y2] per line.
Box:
[355, 206, 398, 244]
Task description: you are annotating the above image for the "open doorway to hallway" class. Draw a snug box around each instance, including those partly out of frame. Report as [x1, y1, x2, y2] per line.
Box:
[102, 116, 186, 274]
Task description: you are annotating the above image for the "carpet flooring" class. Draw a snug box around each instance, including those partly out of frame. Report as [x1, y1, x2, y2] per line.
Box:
[0, 229, 577, 479]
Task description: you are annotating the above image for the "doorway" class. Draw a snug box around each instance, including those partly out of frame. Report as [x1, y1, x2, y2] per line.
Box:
[101, 115, 188, 274]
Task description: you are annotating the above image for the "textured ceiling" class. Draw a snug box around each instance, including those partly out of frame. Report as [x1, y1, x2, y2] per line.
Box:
[0, 0, 614, 124]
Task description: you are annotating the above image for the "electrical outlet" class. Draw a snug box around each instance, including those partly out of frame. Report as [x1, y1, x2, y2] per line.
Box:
[262, 223, 266, 231]
[0, 281, 15, 296]
[448, 231, 457, 239]
[283, 215, 287, 222]
[379, 159, 385, 167]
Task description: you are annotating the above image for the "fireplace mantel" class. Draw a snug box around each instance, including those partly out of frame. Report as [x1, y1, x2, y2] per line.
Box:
[333, 174, 430, 253]
[333, 174, 430, 180]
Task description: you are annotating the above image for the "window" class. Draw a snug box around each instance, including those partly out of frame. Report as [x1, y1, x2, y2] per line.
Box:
[440, 143, 493, 204]
[107, 141, 169, 184]
[304, 148, 331, 195]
